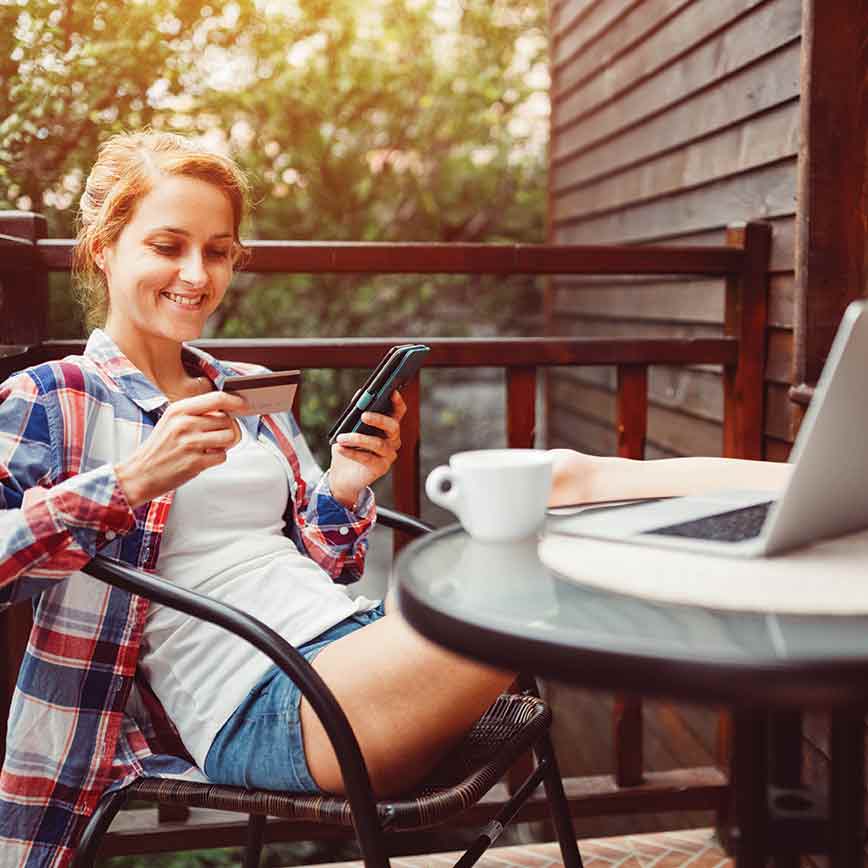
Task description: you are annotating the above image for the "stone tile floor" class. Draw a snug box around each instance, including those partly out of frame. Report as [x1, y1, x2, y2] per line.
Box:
[297, 828, 732, 868]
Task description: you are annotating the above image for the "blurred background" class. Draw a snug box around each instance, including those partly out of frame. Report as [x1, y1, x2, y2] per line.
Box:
[1, 0, 549, 482]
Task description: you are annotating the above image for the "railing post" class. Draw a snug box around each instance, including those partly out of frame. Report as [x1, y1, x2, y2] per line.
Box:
[616, 364, 647, 459]
[0, 211, 49, 346]
[723, 221, 772, 460]
[391, 373, 421, 554]
[613, 364, 648, 788]
[506, 366, 537, 448]
[720, 221, 770, 848]
[0, 211, 48, 769]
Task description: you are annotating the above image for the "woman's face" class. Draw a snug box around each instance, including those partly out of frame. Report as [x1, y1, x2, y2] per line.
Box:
[100, 174, 235, 348]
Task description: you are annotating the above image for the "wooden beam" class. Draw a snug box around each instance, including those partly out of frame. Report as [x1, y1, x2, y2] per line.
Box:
[793, 0, 868, 409]
[32, 336, 740, 370]
[35, 238, 745, 276]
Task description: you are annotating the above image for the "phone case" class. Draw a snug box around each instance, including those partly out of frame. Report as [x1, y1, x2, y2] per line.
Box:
[328, 344, 429, 444]
[327, 345, 412, 441]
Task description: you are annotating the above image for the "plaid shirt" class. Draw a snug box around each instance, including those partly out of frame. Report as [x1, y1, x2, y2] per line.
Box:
[0, 329, 375, 867]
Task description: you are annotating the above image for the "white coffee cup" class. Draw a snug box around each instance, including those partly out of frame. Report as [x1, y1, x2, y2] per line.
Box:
[425, 449, 553, 541]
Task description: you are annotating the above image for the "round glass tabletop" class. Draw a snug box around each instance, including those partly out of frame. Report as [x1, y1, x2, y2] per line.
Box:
[396, 526, 868, 709]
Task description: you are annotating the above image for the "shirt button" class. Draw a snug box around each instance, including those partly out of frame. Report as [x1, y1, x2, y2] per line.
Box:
[339, 527, 349, 536]
[105, 530, 117, 541]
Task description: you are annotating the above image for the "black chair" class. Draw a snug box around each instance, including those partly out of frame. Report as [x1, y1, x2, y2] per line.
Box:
[73, 508, 582, 868]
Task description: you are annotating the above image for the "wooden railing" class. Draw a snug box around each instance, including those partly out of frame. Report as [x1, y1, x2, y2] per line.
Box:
[0, 211, 771, 855]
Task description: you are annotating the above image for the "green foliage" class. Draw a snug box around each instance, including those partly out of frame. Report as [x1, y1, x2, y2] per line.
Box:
[2, 0, 548, 242]
[3, 0, 549, 454]
[100, 847, 242, 868]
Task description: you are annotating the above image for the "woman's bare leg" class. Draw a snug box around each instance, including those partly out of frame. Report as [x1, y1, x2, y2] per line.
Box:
[300, 610, 514, 796]
[303, 450, 792, 795]
[549, 449, 793, 507]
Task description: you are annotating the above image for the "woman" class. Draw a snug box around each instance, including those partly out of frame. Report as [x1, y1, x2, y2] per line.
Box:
[0, 131, 791, 865]
[0, 131, 512, 865]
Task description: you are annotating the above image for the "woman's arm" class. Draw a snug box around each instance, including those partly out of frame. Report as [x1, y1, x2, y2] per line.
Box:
[278, 408, 376, 585]
[283, 391, 406, 584]
[549, 448, 793, 507]
[0, 371, 136, 601]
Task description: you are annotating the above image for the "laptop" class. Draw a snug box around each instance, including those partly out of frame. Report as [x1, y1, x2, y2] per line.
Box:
[549, 299, 868, 557]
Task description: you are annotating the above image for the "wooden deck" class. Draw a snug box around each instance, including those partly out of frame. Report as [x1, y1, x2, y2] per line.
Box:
[286, 828, 730, 868]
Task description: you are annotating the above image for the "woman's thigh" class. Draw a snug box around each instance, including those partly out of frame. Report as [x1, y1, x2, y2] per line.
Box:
[300, 610, 514, 796]
[204, 606, 385, 792]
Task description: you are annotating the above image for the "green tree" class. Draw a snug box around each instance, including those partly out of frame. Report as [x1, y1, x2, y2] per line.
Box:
[2, 0, 549, 450]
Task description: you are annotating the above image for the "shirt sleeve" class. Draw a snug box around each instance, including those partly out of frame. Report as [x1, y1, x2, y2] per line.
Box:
[282, 411, 376, 585]
[0, 371, 136, 604]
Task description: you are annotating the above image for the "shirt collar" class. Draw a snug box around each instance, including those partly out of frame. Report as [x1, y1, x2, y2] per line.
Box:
[83, 329, 240, 415]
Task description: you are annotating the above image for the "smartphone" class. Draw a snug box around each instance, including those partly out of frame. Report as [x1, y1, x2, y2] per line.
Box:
[223, 370, 301, 415]
[328, 344, 430, 445]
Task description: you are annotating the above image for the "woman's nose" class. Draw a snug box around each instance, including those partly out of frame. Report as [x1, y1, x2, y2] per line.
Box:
[179, 251, 208, 287]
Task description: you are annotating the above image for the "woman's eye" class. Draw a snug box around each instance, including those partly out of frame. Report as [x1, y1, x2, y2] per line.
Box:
[207, 249, 231, 260]
[151, 244, 178, 256]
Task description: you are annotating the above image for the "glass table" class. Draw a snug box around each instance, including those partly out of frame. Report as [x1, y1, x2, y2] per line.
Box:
[395, 526, 868, 868]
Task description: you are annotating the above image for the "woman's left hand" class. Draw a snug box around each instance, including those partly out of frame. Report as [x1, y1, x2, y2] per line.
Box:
[327, 391, 406, 509]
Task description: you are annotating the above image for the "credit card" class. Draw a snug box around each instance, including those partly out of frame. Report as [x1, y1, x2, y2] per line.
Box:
[222, 370, 300, 415]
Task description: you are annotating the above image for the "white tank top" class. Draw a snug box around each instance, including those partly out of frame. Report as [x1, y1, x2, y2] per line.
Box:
[139, 425, 376, 768]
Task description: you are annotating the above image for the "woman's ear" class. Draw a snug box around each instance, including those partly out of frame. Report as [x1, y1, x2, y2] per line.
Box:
[91, 238, 109, 272]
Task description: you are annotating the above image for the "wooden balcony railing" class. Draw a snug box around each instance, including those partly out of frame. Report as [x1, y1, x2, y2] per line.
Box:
[0, 211, 771, 855]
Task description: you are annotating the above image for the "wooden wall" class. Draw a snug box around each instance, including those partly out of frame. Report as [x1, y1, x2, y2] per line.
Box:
[546, 0, 802, 461]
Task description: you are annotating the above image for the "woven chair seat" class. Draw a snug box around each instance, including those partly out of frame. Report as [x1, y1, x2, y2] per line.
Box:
[125, 692, 550, 832]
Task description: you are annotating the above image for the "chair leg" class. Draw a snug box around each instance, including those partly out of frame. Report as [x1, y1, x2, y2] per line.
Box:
[243, 813, 267, 868]
[72, 788, 131, 868]
[535, 732, 583, 868]
[353, 811, 392, 867]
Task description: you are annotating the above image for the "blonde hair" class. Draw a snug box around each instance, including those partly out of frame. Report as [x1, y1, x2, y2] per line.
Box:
[73, 130, 251, 329]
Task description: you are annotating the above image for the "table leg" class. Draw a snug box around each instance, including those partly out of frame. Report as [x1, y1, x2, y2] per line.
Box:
[829, 710, 865, 868]
[732, 710, 769, 868]
[769, 711, 802, 868]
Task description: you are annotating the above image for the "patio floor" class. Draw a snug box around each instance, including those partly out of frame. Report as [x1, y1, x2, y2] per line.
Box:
[290, 828, 731, 868]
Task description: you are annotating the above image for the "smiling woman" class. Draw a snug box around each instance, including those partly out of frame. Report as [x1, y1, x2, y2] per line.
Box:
[72, 132, 250, 334]
[99, 177, 236, 384]
[0, 130, 513, 866]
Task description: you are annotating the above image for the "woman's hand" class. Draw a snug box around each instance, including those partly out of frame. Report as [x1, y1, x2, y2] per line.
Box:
[115, 391, 251, 509]
[327, 391, 406, 509]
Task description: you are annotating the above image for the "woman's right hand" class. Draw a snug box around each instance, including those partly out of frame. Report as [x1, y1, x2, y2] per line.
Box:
[115, 391, 251, 509]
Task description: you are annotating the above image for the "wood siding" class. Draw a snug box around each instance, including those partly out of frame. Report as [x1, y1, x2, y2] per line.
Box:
[547, 0, 802, 460]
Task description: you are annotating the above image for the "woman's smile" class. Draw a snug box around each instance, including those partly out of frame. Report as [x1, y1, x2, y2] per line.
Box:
[161, 291, 207, 309]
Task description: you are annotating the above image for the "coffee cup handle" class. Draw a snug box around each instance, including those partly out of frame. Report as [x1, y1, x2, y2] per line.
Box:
[425, 465, 459, 512]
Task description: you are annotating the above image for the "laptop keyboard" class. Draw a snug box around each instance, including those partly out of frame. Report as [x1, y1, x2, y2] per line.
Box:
[642, 501, 775, 543]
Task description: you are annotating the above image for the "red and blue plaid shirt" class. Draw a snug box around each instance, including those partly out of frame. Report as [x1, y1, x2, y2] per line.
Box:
[0, 329, 375, 867]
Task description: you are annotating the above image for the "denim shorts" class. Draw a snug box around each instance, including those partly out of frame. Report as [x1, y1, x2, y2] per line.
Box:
[203, 603, 385, 793]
